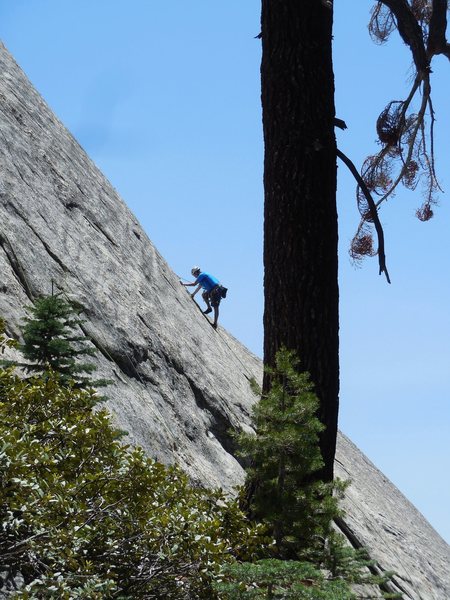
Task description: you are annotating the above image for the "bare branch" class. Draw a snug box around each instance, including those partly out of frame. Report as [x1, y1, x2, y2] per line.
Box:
[379, 0, 430, 74]
[375, 76, 430, 206]
[350, 3, 447, 270]
[337, 149, 391, 283]
[427, 93, 443, 191]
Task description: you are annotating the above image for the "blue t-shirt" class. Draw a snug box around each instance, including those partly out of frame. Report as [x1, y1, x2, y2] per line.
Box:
[196, 272, 219, 292]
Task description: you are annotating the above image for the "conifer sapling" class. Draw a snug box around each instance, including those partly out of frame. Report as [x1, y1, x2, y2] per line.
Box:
[19, 293, 107, 389]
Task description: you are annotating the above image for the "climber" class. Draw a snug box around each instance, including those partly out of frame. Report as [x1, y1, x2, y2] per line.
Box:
[180, 266, 227, 329]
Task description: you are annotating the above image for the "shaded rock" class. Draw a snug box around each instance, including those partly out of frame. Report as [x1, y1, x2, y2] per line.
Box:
[0, 41, 449, 599]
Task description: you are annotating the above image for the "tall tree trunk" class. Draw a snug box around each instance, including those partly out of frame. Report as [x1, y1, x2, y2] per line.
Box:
[261, 0, 339, 481]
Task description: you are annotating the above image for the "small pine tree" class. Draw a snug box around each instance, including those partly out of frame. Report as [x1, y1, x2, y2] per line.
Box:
[235, 350, 401, 599]
[19, 293, 107, 389]
[215, 559, 355, 599]
[237, 348, 342, 559]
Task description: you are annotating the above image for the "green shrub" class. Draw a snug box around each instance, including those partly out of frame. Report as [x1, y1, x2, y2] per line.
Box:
[234, 349, 399, 599]
[215, 559, 355, 599]
[0, 364, 266, 598]
[237, 348, 343, 559]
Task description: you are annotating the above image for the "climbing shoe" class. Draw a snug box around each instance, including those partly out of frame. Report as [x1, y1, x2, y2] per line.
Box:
[203, 308, 212, 315]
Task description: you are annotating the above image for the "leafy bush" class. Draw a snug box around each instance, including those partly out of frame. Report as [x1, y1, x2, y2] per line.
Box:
[0, 324, 397, 599]
[0, 363, 266, 598]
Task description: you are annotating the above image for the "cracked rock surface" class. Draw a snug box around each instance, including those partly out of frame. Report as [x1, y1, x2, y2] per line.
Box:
[1, 41, 449, 600]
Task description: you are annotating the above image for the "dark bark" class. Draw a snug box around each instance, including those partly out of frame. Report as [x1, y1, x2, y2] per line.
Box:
[428, 0, 450, 60]
[261, 1, 339, 481]
[380, 0, 429, 74]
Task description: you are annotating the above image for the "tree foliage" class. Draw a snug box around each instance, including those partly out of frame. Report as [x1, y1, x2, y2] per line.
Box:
[237, 349, 343, 559]
[215, 559, 355, 600]
[215, 556, 400, 599]
[18, 294, 108, 390]
[233, 350, 400, 599]
[0, 357, 266, 598]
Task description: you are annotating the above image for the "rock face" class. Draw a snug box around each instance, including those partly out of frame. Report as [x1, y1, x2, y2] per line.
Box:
[335, 435, 450, 600]
[0, 41, 449, 599]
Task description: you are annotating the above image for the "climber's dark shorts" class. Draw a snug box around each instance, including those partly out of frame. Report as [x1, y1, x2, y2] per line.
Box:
[203, 285, 226, 308]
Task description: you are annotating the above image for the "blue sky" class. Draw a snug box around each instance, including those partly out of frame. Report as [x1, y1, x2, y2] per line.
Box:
[1, 1, 449, 544]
